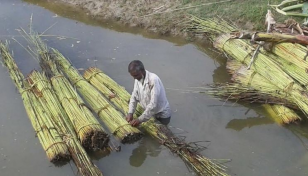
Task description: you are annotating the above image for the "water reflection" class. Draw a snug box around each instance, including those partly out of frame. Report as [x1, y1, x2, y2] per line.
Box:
[195, 42, 231, 83]
[129, 135, 161, 167]
[226, 115, 274, 131]
[287, 122, 308, 150]
[87, 149, 111, 161]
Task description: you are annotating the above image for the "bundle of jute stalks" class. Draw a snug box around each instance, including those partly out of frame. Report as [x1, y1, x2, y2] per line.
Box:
[84, 67, 129, 112]
[26, 70, 103, 176]
[235, 58, 300, 124]
[83, 67, 229, 176]
[22, 32, 109, 150]
[2, 40, 104, 175]
[83, 67, 144, 113]
[0, 42, 70, 163]
[52, 49, 142, 144]
[228, 59, 300, 124]
[188, 15, 308, 120]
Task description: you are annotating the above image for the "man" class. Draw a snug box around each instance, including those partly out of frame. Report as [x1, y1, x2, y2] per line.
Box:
[126, 60, 171, 127]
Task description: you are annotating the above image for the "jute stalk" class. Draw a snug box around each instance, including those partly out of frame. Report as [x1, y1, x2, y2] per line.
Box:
[52, 49, 142, 144]
[83, 67, 229, 176]
[263, 104, 301, 124]
[0, 42, 70, 163]
[231, 32, 308, 45]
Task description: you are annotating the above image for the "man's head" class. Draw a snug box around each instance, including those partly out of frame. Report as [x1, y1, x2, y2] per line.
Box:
[128, 60, 145, 81]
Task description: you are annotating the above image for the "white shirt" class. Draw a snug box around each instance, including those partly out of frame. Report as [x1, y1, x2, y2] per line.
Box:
[128, 70, 171, 122]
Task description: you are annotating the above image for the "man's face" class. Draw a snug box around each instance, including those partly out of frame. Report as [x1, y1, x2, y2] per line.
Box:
[130, 70, 143, 81]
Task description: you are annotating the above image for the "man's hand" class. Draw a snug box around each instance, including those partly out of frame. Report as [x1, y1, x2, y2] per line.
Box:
[130, 119, 141, 127]
[126, 113, 133, 122]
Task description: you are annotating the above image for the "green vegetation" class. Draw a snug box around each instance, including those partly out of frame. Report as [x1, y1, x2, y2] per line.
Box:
[183, 0, 302, 30]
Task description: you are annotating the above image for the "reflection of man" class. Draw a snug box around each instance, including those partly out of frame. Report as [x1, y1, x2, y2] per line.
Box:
[126, 60, 171, 127]
[129, 135, 161, 167]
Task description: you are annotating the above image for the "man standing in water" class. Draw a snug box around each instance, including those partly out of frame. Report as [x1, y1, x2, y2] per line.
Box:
[126, 60, 171, 127]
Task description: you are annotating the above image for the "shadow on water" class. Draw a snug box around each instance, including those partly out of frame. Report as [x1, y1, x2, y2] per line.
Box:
[23, 0, 188, 46]
[222, 94, 308, 150]
[226, 115, 274, 131]
[287, 120, 308, 150]
[129, 135, 162, 167]
[218, 100, 276, 131]
[195, 42, 231, 83]
[87, 149, 111, 161]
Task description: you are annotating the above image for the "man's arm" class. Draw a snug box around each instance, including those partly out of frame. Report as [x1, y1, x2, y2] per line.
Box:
[127, 81, 138, 122]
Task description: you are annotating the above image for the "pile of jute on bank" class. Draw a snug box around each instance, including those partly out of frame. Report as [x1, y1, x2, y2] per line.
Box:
[187, 11, 308, 125]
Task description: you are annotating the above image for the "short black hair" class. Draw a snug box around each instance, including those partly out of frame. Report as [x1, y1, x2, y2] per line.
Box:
[128, 60, 145, 72]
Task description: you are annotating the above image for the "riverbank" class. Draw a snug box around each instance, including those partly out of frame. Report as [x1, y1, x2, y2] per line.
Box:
[38, 0, 293, 39]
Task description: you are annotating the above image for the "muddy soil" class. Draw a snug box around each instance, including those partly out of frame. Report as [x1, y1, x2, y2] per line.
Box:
[52, 0, 187, 36]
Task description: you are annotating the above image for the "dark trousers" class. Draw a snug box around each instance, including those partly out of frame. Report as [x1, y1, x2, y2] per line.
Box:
[156, 116, 171, 125]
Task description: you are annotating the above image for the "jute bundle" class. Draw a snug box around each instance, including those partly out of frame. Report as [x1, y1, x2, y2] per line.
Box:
[52, 49, 142, 143]
[227, 59, 301, 124]
[270, 43, 308, 89]
[50, 74, 109, 150]
[189, 16, 308, 117]
[27, 70, 103, 176]
[84, 67, 129, 112]
[0, 42, 70, 163]
[21, 30, 109, 151]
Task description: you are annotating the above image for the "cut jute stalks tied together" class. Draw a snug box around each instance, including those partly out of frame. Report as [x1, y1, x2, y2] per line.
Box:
[8, 25, 104, 174]
[20, 31, 110, 151]
[206, 83, 300, 124]
[84, 67, 131, 115]
[228, 59, 301, 124]
[26, 70, 103, 176]
[84, 67, 229, 176]
[188, 16, 308, 121]
[52, 49, 142, 144]
[0, 41, 70, 163]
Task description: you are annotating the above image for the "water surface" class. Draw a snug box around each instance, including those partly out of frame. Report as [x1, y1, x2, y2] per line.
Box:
[0, 1, 308, 176]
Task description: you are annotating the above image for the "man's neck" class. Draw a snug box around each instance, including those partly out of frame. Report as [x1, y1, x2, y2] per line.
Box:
[139, 71, 146, 85]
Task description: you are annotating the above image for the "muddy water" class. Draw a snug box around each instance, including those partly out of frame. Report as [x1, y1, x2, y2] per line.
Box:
[1, 0, 308, 176]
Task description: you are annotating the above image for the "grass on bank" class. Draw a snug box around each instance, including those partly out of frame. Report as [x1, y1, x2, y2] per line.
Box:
[182, 0, 303, 30]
